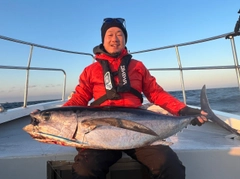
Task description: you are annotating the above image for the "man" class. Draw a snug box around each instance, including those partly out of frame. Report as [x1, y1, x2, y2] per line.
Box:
[63, 18, 207, 179]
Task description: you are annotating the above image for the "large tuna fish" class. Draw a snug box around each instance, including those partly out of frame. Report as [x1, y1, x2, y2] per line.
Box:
[23, 85, 240, 149]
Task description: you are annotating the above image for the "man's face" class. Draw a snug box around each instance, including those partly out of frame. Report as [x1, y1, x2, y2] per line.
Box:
[103, 27, 125, 54]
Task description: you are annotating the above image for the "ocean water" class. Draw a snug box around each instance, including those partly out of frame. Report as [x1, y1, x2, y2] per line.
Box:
[1, 87, 240, 115]
[1, 99, 59, 111]
[169, 87, 240, 115]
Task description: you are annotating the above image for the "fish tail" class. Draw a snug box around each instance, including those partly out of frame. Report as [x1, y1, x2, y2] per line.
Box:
[200, 85, 240, 136]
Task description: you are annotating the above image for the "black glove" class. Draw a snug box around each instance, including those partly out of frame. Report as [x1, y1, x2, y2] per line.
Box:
[179, 106, 202, 126]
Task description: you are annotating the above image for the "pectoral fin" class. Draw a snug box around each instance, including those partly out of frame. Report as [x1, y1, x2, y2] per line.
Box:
[81, 118, 158, 136]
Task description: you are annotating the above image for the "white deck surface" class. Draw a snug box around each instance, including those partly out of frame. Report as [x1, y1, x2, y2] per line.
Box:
[0, 114, 240, 179]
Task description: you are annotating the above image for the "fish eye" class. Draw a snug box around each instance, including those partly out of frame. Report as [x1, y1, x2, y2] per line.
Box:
[41, 112, 51, 121]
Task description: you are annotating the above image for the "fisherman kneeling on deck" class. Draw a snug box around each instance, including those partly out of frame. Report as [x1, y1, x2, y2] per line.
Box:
[63, 18, 207, 179]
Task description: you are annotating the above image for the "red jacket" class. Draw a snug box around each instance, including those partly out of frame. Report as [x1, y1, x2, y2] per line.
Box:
[63, 47, 186, 115]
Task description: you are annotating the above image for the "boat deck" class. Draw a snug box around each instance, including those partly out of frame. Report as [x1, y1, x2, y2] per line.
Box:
[0, 115, 240, 179]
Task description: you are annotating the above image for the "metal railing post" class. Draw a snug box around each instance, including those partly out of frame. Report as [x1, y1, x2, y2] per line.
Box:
[62, 72, 66, 101]
[23, 45, 34, 107]
[228, 36, 240, 90]
[175, 46, 187, 104]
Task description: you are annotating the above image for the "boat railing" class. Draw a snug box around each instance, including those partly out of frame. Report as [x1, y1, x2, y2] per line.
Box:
[0, 65, 66, 107]
[0, 31, 239, 107]
[130, 31, 240, 104]
[0, 35, 94, 108]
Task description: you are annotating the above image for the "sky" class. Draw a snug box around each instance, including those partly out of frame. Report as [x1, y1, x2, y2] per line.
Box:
[0, 0, 240, 103]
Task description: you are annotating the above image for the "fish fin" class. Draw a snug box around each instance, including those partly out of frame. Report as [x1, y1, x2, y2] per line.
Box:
[140, 103, 154, 109]
[81, 118, 158, 136]
[201, 85, 240, 136]
[150, 139, 173, 146]
[72, 123, 78, 139]
[225, 134, 240, 140]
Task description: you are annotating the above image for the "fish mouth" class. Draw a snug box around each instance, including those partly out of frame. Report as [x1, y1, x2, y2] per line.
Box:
[23, 125, 73, 144]
[30, 132, 87, 146]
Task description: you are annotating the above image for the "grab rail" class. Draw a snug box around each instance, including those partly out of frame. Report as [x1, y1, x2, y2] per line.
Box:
[0, 31, 239, 106]
[130, 32, 240, 104]
[0, 65, 66, 107]
[0, 35, 94, 57]
[0, 35, 95, 108]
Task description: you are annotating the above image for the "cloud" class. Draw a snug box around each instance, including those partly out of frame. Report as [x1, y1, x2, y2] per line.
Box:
[45, 84, 61, 88]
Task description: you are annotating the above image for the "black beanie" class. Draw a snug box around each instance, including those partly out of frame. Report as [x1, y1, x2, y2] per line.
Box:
[101, 19, 128, 44]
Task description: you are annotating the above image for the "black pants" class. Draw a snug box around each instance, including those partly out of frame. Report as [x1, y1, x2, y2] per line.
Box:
[72, 145, 185, 179]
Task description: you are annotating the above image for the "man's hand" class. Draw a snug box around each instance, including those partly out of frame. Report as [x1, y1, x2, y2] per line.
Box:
[179, 106, 208, 126]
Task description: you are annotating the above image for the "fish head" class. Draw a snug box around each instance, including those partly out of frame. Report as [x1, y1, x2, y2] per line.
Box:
[23, 109, 78, 146]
